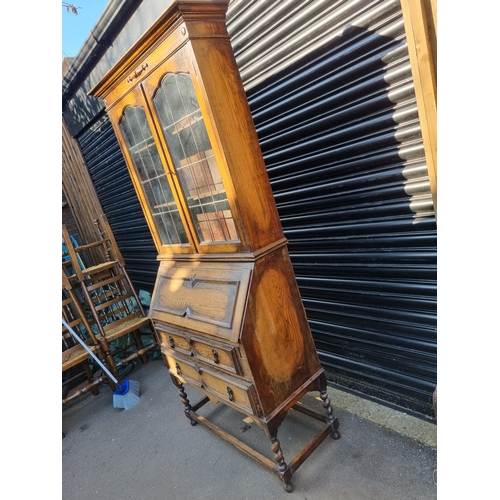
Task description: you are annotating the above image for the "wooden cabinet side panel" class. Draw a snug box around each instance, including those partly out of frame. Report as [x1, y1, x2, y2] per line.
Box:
[240, 247, 322, 417]
[186, 39, 286, 251]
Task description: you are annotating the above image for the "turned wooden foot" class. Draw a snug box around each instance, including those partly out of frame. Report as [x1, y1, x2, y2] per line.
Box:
[171, 375, 197, 426]
[269, 431, 292, 488]
[318, 375, 341, 439]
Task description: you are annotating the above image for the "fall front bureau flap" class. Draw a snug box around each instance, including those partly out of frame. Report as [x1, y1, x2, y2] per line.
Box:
[150, 260, 253, 343]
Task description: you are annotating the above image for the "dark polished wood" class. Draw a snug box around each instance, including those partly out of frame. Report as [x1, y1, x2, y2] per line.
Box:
[89, 0, 340, 491]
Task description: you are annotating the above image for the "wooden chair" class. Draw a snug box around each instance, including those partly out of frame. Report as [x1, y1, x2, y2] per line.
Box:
[62, 271, 109, 404]
[62, 216, 158, 377]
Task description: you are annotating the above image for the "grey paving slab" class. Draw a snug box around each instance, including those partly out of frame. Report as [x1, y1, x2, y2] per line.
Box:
[62, 358, 437, 500]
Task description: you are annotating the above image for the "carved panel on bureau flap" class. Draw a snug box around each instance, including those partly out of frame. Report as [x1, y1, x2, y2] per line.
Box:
[154, 273, 238, 327]
[151, 264, 252, 342]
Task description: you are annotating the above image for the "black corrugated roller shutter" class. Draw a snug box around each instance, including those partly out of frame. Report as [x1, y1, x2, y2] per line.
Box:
[77, 115, 159, 294]
[228, 0, 437, 417]
[75, 0, 436, 417]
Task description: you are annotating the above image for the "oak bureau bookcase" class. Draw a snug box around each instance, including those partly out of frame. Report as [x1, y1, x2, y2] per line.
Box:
[90, 0, 340, 491]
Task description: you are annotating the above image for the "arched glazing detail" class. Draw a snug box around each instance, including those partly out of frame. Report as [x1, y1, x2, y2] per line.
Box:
[153, 73, 239, 244]
[119, 105, 189, 245]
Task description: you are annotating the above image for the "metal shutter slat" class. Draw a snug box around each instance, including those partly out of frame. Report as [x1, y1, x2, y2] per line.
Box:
[77, 115, 158, 293]
[227, 0, 437, 416]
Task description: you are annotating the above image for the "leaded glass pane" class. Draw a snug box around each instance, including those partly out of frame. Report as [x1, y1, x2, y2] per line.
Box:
[153, 73, 239, 244]
[119, 105, 188, 245]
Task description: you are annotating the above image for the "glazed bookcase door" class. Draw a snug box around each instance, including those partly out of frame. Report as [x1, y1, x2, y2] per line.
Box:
[108, 87, 197, 254]
[141, 51, 244, 255]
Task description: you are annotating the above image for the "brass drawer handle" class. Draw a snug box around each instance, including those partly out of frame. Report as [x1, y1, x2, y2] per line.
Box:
[227, 386, 234, 402]
[212, 348, 219, 364]
[127, 63, 148, 83]
[169, 335, 175, 349]
[175, 362, 181, 376]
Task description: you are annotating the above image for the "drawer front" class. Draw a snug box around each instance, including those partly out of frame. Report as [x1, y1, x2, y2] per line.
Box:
[156, 323, 244, 376]
[166, 354, 202, 386]
[150, 261, 252, 343]
[164, 353, 261, 417]
[157, 325, 192, 357]
[191, 337, 243, 376]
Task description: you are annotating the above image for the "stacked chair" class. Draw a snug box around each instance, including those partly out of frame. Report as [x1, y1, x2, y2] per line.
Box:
[62, 214, 159, 404]
[62, 270, 109, 404]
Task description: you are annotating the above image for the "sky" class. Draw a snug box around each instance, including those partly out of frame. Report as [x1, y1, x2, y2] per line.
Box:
[62, 0, 110, 57]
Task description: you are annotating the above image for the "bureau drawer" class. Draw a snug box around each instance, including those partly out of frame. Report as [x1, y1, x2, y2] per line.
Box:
[157, 324, 192, 357]
[156, 323, 244, 376]
[164, 353, 261, 417]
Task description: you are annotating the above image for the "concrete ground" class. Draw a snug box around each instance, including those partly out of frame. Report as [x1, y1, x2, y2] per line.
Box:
[62, 357, 437, 500]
